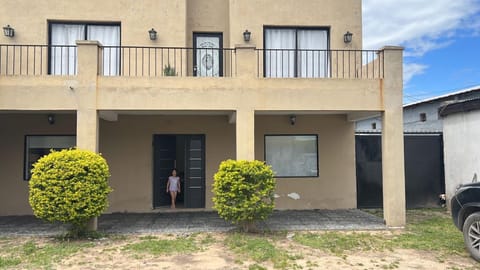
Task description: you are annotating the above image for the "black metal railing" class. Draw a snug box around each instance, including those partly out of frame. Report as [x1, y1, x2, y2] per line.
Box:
[0, 44, 77, 76]
[99, 46, 236, 77]
[0, 45, 383, 79]
[256, 49, 383, 79]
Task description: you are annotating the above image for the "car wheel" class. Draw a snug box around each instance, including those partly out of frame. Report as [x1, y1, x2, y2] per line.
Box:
[463, 212, 480, 262]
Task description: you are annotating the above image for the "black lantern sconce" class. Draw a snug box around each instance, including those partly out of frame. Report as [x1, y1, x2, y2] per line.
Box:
[243, 29, 251, 42]
[290, 115, 296, 126]
[148, 28, 157, 40]
[47, 114, 55, 125]
[3, 25, 14, 37]
[344, 31, 353, 43]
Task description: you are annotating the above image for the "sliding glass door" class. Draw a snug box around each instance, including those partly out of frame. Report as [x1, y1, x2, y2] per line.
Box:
[264, 28, 329, 78]
[49, 22, 120, 75]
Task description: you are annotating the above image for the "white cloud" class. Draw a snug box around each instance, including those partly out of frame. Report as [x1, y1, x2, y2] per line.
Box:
[363, 0, 480, 54]
[363, 0, 480, 85]
[466, 15, 480, 36]
[403, 63, 428, 85]
[403, 39, 453, 57]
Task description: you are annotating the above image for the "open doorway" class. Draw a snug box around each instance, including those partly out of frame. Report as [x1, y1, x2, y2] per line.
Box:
[153, 134, 205, 209]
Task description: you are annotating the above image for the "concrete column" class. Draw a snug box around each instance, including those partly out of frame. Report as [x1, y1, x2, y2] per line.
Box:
[235, 44, 257, 78]
[236, 108, 255, 160]
[75, 40, 100, 152]
[76, 40, 100, 230]
[381, 46, 406, 227]
[233, 44, 256, 159]
[76, 110, 98, 152]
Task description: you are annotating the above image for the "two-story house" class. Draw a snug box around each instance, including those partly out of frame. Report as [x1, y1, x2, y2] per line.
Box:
[0, 0, 406, 227]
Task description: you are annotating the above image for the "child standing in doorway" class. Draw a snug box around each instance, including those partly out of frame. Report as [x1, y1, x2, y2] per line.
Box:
[166, 169, 181, 209]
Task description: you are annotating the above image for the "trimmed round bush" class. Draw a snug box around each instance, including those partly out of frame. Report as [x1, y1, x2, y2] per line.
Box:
[213, 160, 275, 231]
[29, 149, 112, 232]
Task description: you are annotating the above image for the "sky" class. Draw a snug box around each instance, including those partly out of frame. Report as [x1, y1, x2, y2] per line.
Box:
[362, 0, 480, 104]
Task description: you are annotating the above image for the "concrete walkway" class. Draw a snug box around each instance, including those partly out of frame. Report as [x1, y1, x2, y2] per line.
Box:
[0, 209, 385, 236]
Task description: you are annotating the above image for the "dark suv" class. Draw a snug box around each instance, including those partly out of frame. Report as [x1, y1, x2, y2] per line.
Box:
[451, 181, 480, 261]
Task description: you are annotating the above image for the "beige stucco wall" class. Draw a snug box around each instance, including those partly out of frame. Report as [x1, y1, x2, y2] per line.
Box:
[99, 114, 236, 212]
[1, 76, 383, 112]
[186, 0, 230, 47]
[0, 78, 78, 110]
[255, 115, 356, 209]
[0, 0, 187, 47]
[95, 77, 383, 111]
[0, 113, 76, 216]
[0, 113, 355, 214]
[0, 113, 236, 214]
[101, 114, 355, 212]
[1, 0, 361, 49]
[228, 0, 362, 49]
[100, 115, 356, 212]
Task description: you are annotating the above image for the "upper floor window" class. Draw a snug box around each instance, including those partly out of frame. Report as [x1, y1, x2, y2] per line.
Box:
[49, 22, 120, 75]
[264, 27, 329, 78]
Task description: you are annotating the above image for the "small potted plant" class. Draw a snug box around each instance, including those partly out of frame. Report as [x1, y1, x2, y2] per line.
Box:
[163, 64, 177, 76]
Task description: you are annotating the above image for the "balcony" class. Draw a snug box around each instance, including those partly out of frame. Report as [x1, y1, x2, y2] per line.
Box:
[99, 46, 236, 77]
[257, 49, 382, 79]
[0, 44, 383, 79]
[0, 45, 77, 76]
[0, 42, 405, 123]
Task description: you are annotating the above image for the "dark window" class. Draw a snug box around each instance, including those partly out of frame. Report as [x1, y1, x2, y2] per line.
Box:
[24, 135, 76, 180]
[371, 122, 377, 130]
[265, 135, 318, 177]
[419, 113, 427, 122]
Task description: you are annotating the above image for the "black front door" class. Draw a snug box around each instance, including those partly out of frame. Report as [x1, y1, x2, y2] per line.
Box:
[184, 135, 206, 208]
[193, 33, 223, 77]
[153, 134, 205, 208]
[153, 135, 176, 207]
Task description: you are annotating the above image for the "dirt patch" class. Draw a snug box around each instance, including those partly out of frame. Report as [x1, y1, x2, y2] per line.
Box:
[273, 234, 477, 270]
[291, 249, 475, 270]
[2, 232, 478, 270]
[56, 234, 247, 270]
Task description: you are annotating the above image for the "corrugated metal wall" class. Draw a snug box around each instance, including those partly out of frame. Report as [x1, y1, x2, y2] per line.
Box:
[356, 133, 445, 208]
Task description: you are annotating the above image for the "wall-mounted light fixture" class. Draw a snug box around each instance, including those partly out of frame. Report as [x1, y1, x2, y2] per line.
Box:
[243, 29, 251, 42]
[344, 31, 353, 43]
[148, 28, 157, 40]
[47, 114, 55, 125]
[290, 115, 296, 126]
[3, 25, 14, 37]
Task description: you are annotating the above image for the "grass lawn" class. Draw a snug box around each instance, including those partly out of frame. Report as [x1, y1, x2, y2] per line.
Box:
[294, 209, 466, 260]
[0, 209, 476, 270]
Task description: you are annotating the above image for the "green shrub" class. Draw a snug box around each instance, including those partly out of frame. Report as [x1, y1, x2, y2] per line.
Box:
[213, 160, 275, 232]
[29, 149, 112, 236]
[163, 64, 177, 76]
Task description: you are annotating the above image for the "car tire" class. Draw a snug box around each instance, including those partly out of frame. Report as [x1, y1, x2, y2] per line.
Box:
[463, 212, 480, 262]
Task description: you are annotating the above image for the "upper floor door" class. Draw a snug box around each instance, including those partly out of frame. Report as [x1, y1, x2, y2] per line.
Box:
[193, 33, 223, 77]
[264, 27, 329, 78]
